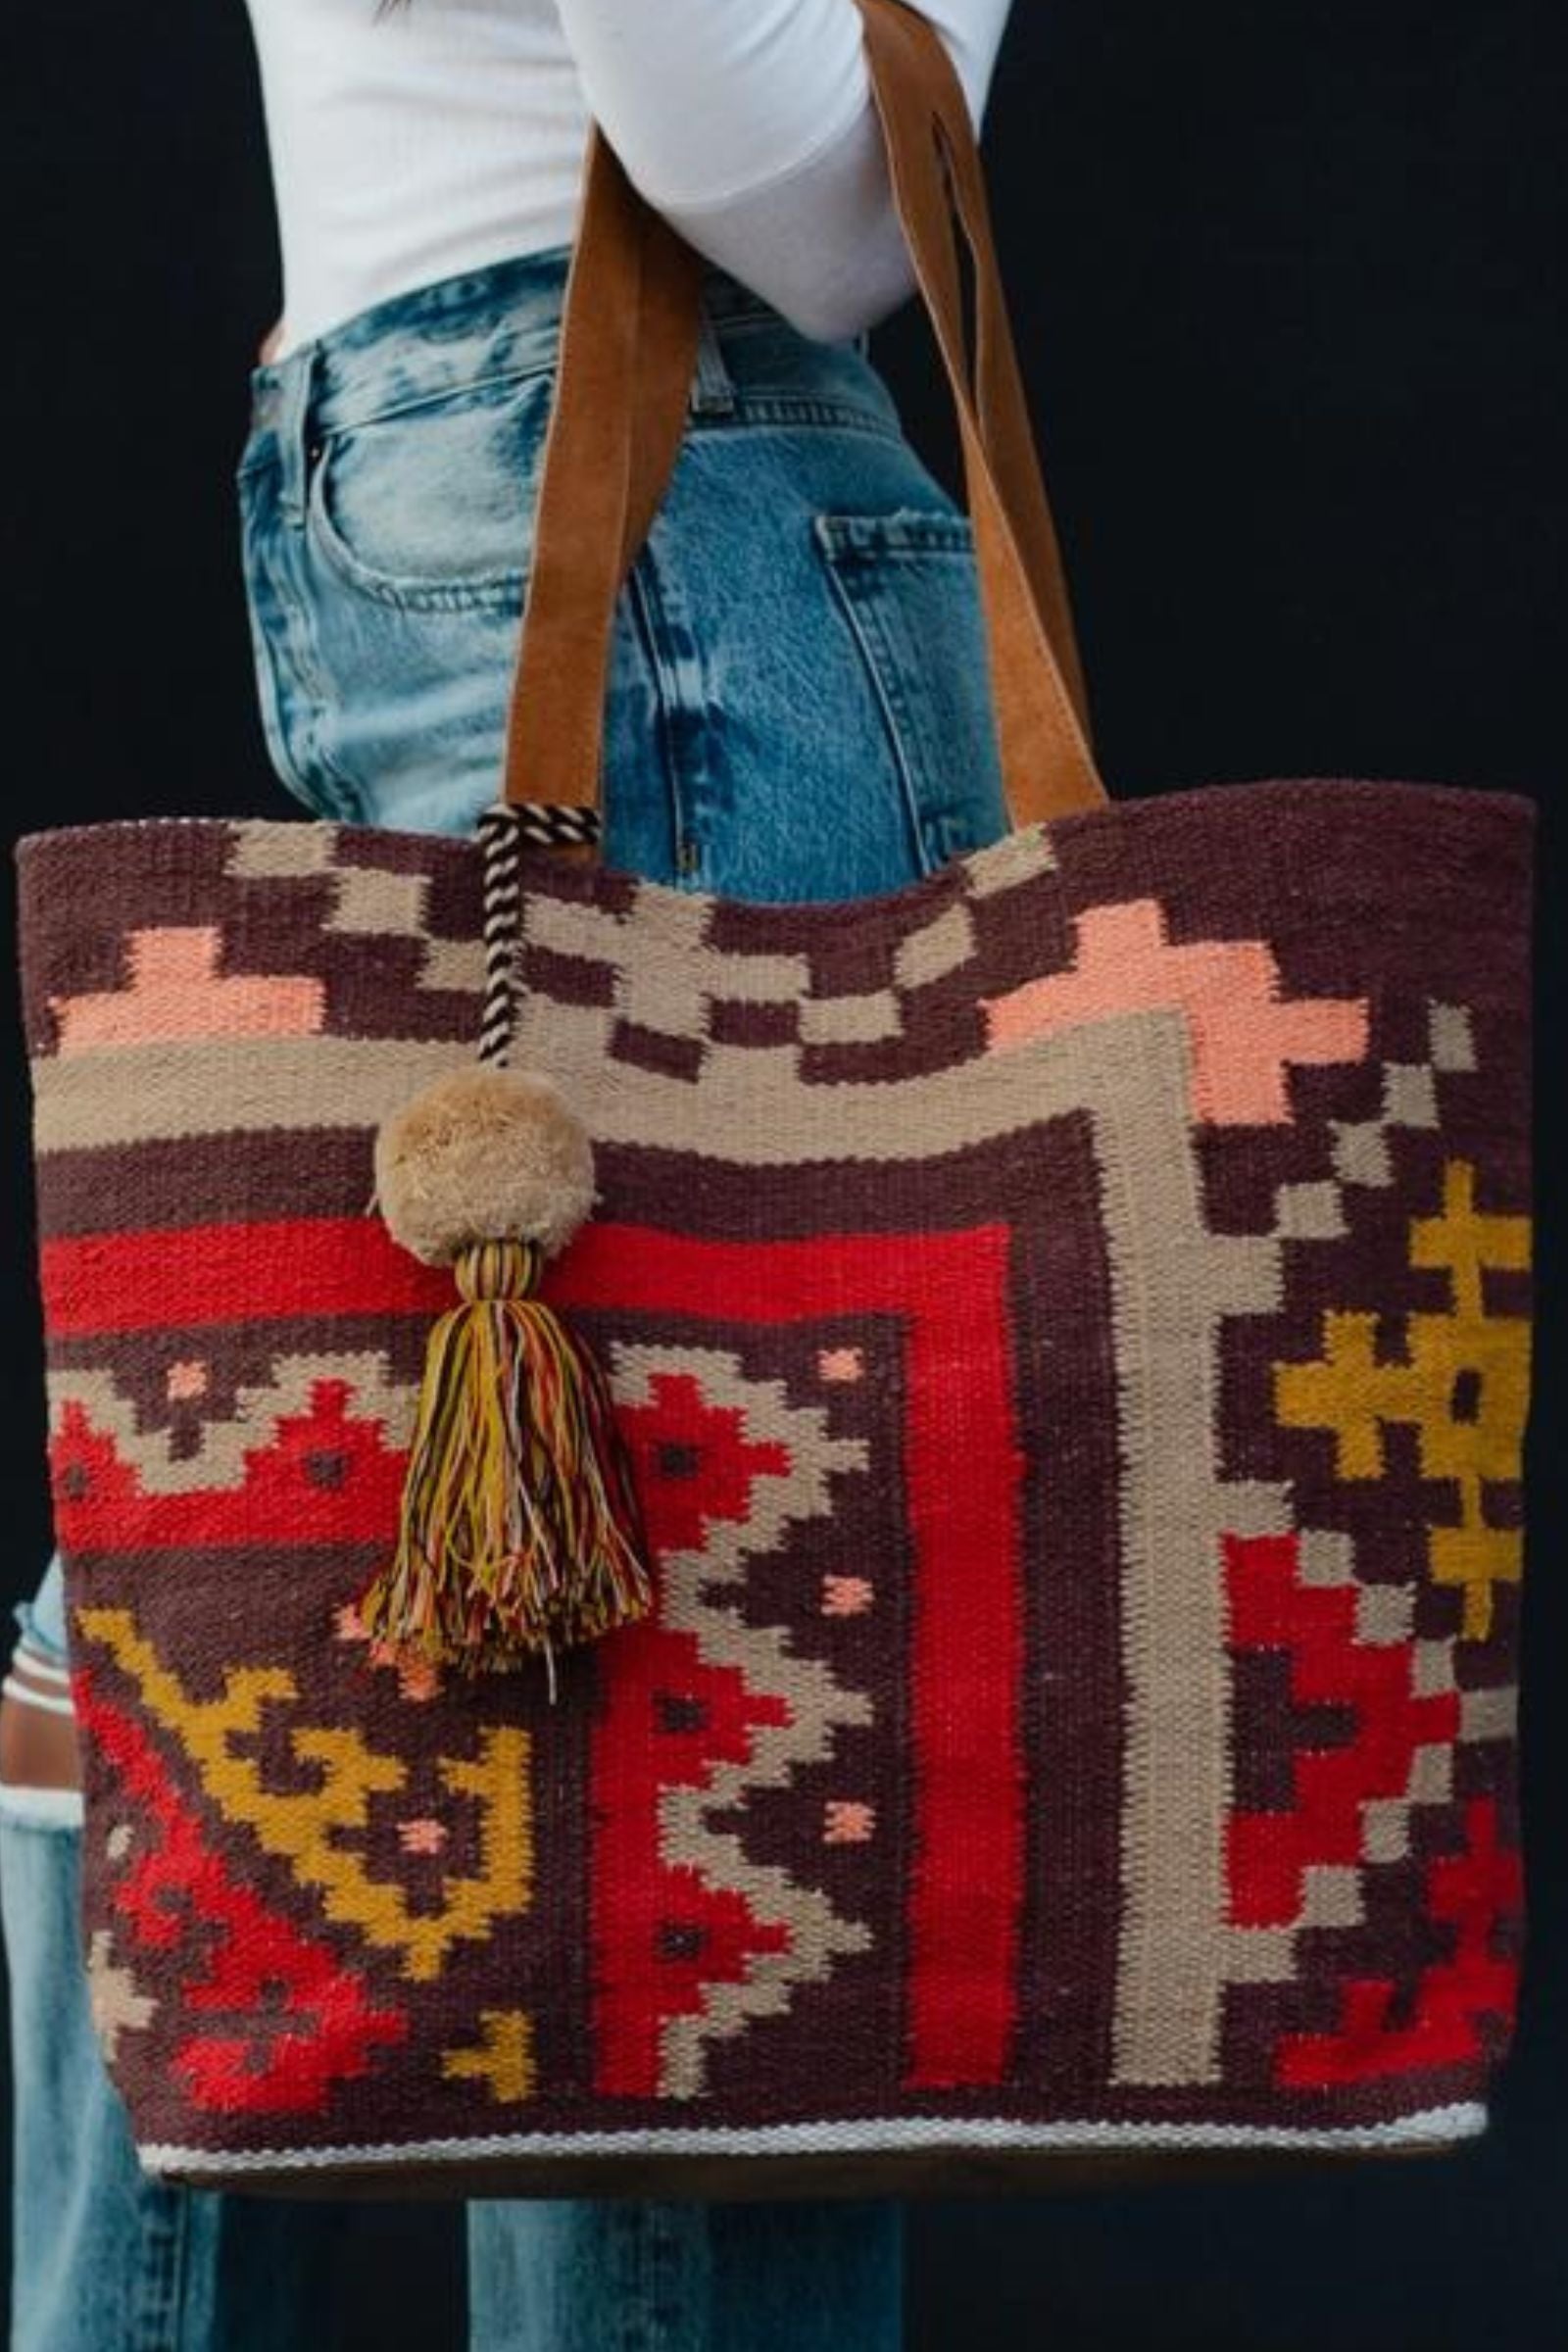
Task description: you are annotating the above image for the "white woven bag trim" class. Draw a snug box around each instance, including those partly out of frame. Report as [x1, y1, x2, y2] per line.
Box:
[139, 2103, 1487, 2180]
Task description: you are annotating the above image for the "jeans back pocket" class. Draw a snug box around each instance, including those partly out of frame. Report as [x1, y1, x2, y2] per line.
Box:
[307, 368, 556, 611]
[813, 509, 1010, 871]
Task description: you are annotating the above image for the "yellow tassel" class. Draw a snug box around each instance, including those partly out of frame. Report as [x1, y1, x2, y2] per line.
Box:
[357, 1239, 655, 1688]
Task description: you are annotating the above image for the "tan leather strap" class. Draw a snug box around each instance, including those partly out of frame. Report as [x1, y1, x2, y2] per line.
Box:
[857, 0, 1093, 739]
[499, 145, 704, 817]
[502, 0, 1106, 832]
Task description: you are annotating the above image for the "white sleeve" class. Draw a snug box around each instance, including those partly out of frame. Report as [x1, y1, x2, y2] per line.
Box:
[552, 0, 1014, 341]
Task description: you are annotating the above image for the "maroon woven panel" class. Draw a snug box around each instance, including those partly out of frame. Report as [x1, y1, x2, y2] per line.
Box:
[15, 777, 1533, 2187]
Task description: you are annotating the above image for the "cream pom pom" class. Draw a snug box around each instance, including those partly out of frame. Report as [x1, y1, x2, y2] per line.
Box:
[374, 1064, 597, 1268]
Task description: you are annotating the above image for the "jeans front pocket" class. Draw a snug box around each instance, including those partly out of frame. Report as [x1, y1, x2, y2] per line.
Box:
[812, 509, 1010, 871]
[306, 366, 556, 611]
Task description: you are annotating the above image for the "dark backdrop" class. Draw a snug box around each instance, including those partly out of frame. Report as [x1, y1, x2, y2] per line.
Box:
[2, 3, 1563, 2345]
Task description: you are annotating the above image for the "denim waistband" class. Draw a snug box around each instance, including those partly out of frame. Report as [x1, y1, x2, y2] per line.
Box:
[239, 244, 897, 472]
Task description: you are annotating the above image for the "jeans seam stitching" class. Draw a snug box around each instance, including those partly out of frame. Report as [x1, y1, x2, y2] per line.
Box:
[623, 544, 710, 886]
[694, 397, 904, 441]
[813, 530, 938, 879]
[129, 2185, 187, 2352]
[239, 358, 559, 473]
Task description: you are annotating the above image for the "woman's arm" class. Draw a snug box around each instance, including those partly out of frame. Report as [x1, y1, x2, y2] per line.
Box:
[554, 0, 1013, 341]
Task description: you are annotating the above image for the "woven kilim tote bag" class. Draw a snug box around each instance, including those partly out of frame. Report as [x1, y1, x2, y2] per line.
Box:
[15, 0, 1535, 2199]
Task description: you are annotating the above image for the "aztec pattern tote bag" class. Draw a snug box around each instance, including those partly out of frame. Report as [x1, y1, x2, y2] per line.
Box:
[14, 0, 1534, 2195]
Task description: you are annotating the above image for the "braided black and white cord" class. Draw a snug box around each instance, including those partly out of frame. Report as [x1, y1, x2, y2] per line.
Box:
[476, 801, 603, 1068]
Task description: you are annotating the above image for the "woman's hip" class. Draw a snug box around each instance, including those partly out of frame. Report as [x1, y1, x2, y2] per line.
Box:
[235, 246, 1010, 896]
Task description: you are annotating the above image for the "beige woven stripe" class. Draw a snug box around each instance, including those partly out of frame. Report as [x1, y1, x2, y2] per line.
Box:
[1027, 1026, 1289, 2087]
[324, 867, 429, 939]
[227, 824, 338, 879]
[892, 898, 977, 990]
[798, 992, 904, 1046]
[1460, 1686, 1518, 1743]
[31, 1039, 470, 1153]
[961, 822, 1057, 896]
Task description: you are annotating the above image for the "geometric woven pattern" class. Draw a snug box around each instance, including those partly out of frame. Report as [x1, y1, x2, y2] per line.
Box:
[15, 776, 1534, 2187]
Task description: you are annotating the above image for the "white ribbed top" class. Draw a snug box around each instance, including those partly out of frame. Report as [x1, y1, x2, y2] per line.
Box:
[241, 0, 1011, 355]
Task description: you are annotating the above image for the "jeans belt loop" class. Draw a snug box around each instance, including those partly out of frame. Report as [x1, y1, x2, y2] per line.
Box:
[277, 341, 319, 531]
[689, 300, 739, 419]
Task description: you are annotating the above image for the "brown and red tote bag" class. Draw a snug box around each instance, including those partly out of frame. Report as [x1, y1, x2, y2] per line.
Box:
[14, 0, 1534, 2197]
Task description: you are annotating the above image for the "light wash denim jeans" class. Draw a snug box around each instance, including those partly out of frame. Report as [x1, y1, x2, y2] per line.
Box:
[1, 244, 1011, 2350]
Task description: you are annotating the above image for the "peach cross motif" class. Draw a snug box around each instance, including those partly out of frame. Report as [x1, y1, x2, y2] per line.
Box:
[52, 927, 325, 1054]
[824, 1800, 876, 1844]
[985, 898, 1368, 1125]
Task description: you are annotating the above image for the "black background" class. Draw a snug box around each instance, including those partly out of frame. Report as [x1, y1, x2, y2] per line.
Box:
[2, 4, 1563, 2345]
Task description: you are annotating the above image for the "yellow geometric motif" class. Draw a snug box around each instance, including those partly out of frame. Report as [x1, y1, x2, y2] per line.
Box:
[76, 1608, 532, 1981]
[1275, 1160, 1531, 1641]
[441, 2009, 537, 2105]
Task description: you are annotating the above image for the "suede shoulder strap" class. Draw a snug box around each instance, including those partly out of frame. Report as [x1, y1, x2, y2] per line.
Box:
[501, 0, 1106, 834]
